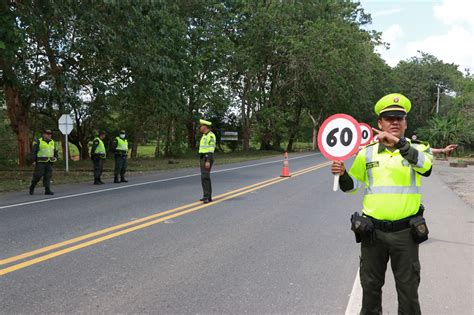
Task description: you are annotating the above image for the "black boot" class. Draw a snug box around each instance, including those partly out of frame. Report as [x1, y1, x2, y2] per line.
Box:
[45, 189, 54, 195]
[114, 177, 120, 183]
[120, 178, 128, 183]
[94, 180, 101, 185]
[29, 184, 35, 195]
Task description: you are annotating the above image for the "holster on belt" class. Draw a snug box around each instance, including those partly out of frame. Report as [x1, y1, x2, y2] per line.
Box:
[350, 212, 374, 243]
[409, 216, 429, 244]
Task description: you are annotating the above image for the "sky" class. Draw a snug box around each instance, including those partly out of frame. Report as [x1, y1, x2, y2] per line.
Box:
[359, 0, 474, 73]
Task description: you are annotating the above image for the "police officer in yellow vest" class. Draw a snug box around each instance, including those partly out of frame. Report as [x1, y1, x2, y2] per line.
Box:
[198, 119, 216, 203]
[113, 129, 128, 183]
[332, 93, 432, 314]
[91, 130, 107, 185]
[29, 129, 59, 195]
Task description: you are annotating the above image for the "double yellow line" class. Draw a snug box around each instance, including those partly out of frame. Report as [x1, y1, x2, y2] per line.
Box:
[0, 161, 331, 276]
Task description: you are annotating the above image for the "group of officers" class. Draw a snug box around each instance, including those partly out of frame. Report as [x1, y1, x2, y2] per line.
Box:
[29, 120, 216, 204]
[29, 93, 454, 314]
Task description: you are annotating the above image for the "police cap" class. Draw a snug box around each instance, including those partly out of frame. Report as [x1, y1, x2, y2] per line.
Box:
[199, 119, 212, 126]
[374, 93, 411, 117]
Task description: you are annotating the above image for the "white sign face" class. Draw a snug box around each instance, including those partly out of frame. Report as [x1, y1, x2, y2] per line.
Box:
[359, 123, 373, 146]
[58, 114, 74, 135]
[317, 114, 361, 161]
[221, 131, 238, 141]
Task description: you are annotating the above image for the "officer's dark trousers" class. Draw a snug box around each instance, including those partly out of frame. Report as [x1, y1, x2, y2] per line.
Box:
[200, 157, 214, 199]
[93, 158, 104, 181]
[31, 162, 53, 191]
[360, 228, 421, 315]
[114, 155, 127, 179]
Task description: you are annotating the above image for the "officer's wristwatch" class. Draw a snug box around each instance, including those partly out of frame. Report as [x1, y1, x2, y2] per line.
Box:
[395, 136, 407, 149]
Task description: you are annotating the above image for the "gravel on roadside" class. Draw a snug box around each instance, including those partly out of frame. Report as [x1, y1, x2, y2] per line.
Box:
[433, 157, 474, 207]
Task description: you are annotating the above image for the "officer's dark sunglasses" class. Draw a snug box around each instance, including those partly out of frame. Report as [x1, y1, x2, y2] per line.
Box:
[381, 115, 406, 122]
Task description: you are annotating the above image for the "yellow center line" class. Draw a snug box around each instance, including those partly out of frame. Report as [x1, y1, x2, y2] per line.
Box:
[1, 163, 327, 266]
[0, 161, 330, 276]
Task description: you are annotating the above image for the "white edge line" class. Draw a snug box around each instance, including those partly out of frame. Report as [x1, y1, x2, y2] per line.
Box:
[345, 268, 362, 315]
[0, 153, 321, 210]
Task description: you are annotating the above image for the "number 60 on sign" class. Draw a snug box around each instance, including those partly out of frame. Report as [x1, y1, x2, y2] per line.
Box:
[317, 114, 361, 191]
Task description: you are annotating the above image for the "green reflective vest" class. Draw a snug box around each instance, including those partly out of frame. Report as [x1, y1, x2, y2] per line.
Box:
[115, 137, 128, 152]
[199, 131, 216, 154]
[347, 140, 433, 221]
[94, 137, 106, 158]
[37, 138, 56, 162]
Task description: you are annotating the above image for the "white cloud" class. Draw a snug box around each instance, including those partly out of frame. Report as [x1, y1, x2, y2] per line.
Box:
[375, 24, 405, 67]
[372, 8, 402, 18]
[433, 0, 474, 30]
[376, 2, 474, 71]
[406, 26, 474, 71]
[382, 24, 403, 44]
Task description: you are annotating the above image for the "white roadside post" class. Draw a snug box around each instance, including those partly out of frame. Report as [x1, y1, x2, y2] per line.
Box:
[58, 114, 74, 172]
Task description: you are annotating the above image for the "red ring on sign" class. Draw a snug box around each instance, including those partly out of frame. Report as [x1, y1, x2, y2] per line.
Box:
[359, 123, 374, 146]
[317, 113, 361, 161]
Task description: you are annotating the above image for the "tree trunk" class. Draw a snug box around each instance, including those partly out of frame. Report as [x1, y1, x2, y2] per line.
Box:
[241, 75, 251, 151]
[309, 110, 323, 151]
[154, 130, 161, 158]
[286, 104, 303, 152]
[4, 85, 30, 166]
[186, 119, 196, 151]
[131, 127, 142, 159]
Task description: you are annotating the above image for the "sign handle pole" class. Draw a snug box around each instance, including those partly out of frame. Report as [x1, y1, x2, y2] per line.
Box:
[65, 130, 69, 173]
[333, 173, 339, 192]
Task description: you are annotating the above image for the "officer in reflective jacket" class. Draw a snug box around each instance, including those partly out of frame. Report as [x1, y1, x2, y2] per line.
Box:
[198, 119, 216, 203]
[29, 129, 59, 195]
[332, 93, 433, 315]
[91, 130, 107, 185]
[113, 129, 128, 183]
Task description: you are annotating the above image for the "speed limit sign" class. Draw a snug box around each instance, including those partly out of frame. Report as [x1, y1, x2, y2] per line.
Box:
[359, 123, 374, 146]
[317, 114, 361, 191]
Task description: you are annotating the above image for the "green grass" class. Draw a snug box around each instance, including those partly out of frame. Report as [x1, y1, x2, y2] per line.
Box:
[0, 150, 283, 193]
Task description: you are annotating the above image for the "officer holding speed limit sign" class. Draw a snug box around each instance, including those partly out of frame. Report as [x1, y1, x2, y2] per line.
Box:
[331, 93, 433, 314]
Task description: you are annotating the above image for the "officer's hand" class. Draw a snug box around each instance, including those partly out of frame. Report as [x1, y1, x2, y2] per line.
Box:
[331, 161, 345, 175]
[204, 161, 211, 170]
[32, 162, 36, 166]
[372, 128, 399, 147]
[443, 144, 458, 153]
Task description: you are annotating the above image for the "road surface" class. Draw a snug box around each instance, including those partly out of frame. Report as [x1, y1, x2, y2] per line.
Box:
[1, 153, 472, 314]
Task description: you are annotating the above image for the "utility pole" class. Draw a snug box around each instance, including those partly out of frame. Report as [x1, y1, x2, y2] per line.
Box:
[436, 84, 440, 114]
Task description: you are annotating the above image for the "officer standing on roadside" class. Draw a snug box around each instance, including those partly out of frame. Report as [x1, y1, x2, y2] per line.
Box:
[332, 93, 433, 314]
[29, 129, 58, 195]
[91, 130, 107, 185]
[198, 119, 216, 203]
[113, 129, 128, 183]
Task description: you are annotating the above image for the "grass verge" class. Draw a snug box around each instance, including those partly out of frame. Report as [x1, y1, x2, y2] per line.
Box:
[0, 150, 284, 193]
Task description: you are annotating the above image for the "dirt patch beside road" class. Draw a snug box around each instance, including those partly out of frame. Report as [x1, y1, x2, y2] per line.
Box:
[433, 157, 474, 207]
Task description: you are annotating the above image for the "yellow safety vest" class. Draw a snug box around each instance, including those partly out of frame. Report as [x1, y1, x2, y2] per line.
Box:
[115, 137, 128, 152]
[199, 131, 216, 154]
[94, 137, 106, 158]
[347, 140, 433, 221]
[37, 138, 56, 162]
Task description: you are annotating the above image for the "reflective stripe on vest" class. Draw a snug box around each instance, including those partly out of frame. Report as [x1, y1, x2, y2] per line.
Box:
[37, 138, 55, 162]
[199, 131, 216, 154]
[116, 137, 128, 152]
[94, 137, 106, 158]
[358, 143, 422, 221]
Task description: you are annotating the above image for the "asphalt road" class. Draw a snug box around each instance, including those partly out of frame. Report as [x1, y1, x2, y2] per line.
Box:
[1, 153, 472, 314]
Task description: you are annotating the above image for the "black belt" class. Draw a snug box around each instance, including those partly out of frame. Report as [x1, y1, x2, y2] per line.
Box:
[368, 217, 411, 232]
[365, 205, 424, 233]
